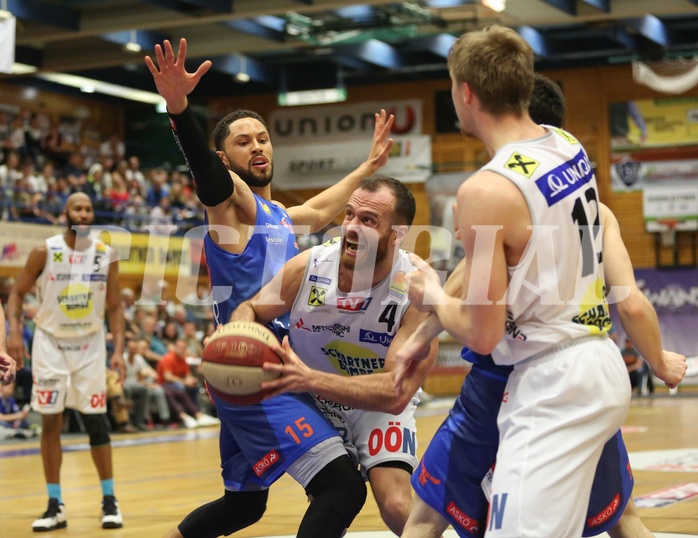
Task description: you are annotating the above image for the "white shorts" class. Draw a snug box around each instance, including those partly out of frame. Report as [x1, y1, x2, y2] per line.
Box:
[315, 394, 419, 474]
[486, 336, 630, 538]
[31, 326, 107, 415]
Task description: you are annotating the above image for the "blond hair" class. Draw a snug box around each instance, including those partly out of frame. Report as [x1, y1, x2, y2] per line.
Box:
[448, 25, 534, 116]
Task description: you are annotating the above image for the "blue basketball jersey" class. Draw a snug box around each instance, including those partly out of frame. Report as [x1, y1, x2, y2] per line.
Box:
[204, 195, 299, 335]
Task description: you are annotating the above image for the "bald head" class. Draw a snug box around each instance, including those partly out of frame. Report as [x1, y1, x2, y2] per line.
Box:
[65, 192, 95, 231]
[66, 192, 93, 210]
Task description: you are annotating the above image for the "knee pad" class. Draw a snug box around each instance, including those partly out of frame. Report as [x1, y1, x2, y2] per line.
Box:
[305, 455, 367, 529]
[179, 489, 268, 538]
[81, 414, 111, 447]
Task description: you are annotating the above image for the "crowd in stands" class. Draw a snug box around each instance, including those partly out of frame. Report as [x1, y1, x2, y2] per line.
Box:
[1, 276, 218, 435]
[0, 107, 205, 234]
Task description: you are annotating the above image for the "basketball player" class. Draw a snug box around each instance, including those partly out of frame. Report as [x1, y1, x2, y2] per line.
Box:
[394, 74, 688, 538]
[7, 193, 125, 531]
[233, 176, 438, 535]
[146, 38, 394, 538]
[394, 26, 640, 537]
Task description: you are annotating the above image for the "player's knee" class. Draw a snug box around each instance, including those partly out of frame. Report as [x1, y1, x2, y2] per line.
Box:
[377, 493, 411, 534]
[306, 455, 367, 526]
[223, 489, 267, 528]
[81, 413, 111, 447]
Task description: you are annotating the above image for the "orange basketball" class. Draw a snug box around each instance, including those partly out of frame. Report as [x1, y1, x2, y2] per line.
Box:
[202, 320, 282, 405]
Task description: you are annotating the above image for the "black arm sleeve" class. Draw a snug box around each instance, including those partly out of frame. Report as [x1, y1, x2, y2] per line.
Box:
[168, 105, 234, 207]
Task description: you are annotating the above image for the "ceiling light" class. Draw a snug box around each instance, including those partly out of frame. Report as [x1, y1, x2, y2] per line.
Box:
[36, 72, 164, 104]
[235, 55, 250, 83]
[0, 9, 11, 21]
[12, 62, 38, 74]
[278, 87, 347, 106]
[80, 85, 95, 93]
[123, 29, 141, 53]
[234, 72, 250, 83]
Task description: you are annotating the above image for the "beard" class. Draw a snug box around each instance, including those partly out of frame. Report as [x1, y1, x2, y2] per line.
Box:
[229, 159, 273, 188]
[66, 213, 93, 237]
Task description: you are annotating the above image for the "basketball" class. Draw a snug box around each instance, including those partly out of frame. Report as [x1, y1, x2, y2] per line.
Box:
[202, 320, 283, 405]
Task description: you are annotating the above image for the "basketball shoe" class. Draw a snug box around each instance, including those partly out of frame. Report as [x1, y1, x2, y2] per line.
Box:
[101, 495, 123, 529]
[32, 498, 67, 532]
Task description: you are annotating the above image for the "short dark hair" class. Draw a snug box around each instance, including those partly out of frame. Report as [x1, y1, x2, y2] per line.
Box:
[530, 74, 565, 128]
[358, 175, 416, 226]
[212, 109, 268, 151]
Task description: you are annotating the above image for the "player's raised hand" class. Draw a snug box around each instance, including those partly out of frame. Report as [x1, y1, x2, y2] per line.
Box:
[365, 109, 395, 172]
[144, 38, 212, 114]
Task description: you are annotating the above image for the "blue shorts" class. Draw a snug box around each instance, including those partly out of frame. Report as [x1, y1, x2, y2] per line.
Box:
[412, 364, 633, 537]
[210, 389, 343, 490]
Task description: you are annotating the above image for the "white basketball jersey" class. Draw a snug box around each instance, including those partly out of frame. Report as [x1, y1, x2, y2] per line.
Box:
[482, 127, 611, 365]
[34, 234, 110, 338]
[289, 238, 416, 377]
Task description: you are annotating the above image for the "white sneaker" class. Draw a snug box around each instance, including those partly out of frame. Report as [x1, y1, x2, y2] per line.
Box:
[32, 498, 67, 532]
[196, 414, 220, 427]
[101, 495, 123, 529]
[182, 414, 198, 429]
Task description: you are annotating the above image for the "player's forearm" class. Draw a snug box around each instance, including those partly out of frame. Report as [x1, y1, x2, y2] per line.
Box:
[309, 371, 411, 414]
[6, 292, 24, 335]
[168, 105, 233, 207]
[617, 291, 663, 369]
[107, 307, 125, 356]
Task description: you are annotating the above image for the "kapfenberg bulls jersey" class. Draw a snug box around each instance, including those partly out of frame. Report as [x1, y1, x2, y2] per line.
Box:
[289, 238, 416, 377]
[34, 234, 110, 338]
[482, 127, 611, 366]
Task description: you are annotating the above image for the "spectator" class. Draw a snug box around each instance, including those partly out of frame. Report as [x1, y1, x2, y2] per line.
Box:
[123, 194, 148, 231]
[622, 339, 654, 396]
[106, 368, 137, 434]
[63, 153, 87, 193]
[100, 134, 125, 162]
[120, 288, 137, 323]
[7, 117, 26, 157]
[161, 320, 180, 348]
[123, 338, 170, 430]
[124, 155, 146, 190]
[135, 314, 167, 367]
[156, 339, 218, 429]
[0, 380, 40, 439]
[149, 196, 175, 234]
[24, 114, 45, 164]
[145, 168, 170, 207]
[41, 126, 70, 169]
[108, 172, 130, 213]
[182, 283, 213, 328]
[181, 321, 203, 359]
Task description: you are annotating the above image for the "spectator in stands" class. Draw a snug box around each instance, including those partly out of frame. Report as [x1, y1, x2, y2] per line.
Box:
[100, 134, 125, 163]
[120, 288, 136, 323]
[24, 114, 45, 164]
[7, 117, 26, 157]
[123, 194, 148, 231]
[64, 153, 87, 193]
[0, 380, 40, 439]
[622, 339, 654, 396]
[136, 314, 168, 367]
[41, 126, 70, 169]
[123, 338, 170, 430]
[182, 283, 212, 328]
[0, 111, 10, 159]
[108, 172, 130, 214]
[149, 196, 175, 234]
[161, 321, 181, 348]
[35, 162, 56, 193]
[135, 338, 172, 426]
[156, 339, 218, 429]
[145, 168, 170, 207]
[0, 150, 21, 189]
[124, 155, 146, 190]
[181, 321, 203, 359]
[11, 174, 34, 221]
[23, 160, 46, 194]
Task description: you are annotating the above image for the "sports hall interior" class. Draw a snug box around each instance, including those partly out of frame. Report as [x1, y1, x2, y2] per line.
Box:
[1, 1, 697, 536]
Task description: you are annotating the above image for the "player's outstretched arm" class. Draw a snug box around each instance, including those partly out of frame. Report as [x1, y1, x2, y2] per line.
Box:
[601, 204, 687, 388]
[287, 110, 395, 232]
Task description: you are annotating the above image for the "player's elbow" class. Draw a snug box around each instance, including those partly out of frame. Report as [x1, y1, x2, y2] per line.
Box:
[616, 290, 651, 324]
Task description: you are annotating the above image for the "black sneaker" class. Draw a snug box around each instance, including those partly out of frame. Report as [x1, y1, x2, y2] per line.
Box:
[32, 498, 67, 532]
[101, 495, 123, 529]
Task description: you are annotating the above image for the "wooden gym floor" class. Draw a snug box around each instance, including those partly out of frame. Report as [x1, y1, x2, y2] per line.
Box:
[1, 391, 697, 537]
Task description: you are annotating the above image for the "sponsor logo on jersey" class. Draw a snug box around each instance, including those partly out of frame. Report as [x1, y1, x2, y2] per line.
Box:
[312, 323, 350, 337]
[83, 274, 107, 282]
[35, 378, 60, 387]
[505, 152, 540, 178]
[266, 237, 284, 244]
[253, 449, 280, 477]
[388, 271, 407, 301]
[308, 286, 327, 307]
[337, 296, 372, 312]
[573, 280, 611, 333]
[309, 274, 332, 285]
[587, 493, 620, 528]
[261, 203, 272, 216]
[321, 341, 385, 375]
[359, 329, 393, 347]
[53, 252, 63, 263]
[296, 318, 311, 331]
[264, 222, 280, 230]
[552, 127, 579, 145]
[56, 284, 94, 319]
[35, 390, 59, 405]
[505, 311, 527, 341]
[57, 342, 89, 352]
[417, 460, 441, 486]
[447, 502, 479, 533]
[535, 148, 594, 206]
[69, 254, 87, 264]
